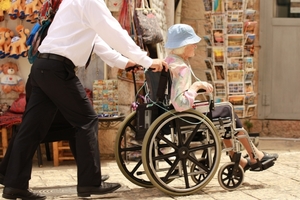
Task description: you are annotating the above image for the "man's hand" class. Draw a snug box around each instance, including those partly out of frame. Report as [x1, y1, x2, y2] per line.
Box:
[150, 59, 168, 72]
[124, 60, 141, 72]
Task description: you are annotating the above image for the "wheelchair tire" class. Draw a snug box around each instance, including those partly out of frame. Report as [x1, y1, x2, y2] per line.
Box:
[114, 111, 153, 188]
[142, 109, 221, 196]
[218, 162, 244, 190]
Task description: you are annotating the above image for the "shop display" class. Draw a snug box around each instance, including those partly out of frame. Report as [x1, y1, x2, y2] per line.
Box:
[93, 79, 119, 117]
[202, 0, 257, 118]
[0, 62, 25, 94]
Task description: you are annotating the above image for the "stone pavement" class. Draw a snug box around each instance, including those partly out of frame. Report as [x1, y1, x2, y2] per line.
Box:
[0, 138, 300, 200]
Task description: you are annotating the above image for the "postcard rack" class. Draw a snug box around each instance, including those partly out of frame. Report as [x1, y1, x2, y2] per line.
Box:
[202, 0, 258, 118]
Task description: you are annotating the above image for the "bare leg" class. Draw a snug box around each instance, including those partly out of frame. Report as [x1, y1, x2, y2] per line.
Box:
[223, 132, 275, 168]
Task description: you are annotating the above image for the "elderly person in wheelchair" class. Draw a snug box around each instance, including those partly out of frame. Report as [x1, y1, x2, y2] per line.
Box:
[164, 23, 278, 172]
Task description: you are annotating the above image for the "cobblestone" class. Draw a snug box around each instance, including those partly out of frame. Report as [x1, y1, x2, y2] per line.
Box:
[0, 138, 299, 200]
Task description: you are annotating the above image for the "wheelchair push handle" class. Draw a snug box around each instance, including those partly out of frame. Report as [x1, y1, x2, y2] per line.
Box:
[125, 65, 167, 72]
[125, 64, 143, 72]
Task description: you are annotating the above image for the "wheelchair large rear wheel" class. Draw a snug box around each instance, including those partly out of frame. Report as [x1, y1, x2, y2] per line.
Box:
[114, 111, 152, 188]
[142, 109, 221, 196]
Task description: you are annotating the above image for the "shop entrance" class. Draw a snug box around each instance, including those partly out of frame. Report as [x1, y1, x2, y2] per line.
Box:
[258, 0, 300, 120]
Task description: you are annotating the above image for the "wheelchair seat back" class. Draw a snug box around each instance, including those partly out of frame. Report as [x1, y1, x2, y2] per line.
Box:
[134, 70, 171, 140]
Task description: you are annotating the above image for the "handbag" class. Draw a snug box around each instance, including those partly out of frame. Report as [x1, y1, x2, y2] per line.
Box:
[133, 0, 163, 44]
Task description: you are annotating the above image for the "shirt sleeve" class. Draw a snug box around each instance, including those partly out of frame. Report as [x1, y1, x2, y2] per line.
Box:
[170, 64, 197, 112]
[93, 36, 128, 69]
[84, 0, 153, 68]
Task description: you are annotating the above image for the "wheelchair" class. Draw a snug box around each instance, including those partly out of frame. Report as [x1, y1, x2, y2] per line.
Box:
[114, 69, 275, 195]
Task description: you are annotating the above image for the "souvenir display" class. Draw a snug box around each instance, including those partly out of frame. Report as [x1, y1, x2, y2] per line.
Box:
[202, 0, 257, 118]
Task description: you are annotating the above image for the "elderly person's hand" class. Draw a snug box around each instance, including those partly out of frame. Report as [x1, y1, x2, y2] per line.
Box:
[150, 59, 168, 72]
[190, 81, 213, 93]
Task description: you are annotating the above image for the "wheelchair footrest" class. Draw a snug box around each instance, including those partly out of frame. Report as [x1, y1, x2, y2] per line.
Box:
[249, 158, 275, 172]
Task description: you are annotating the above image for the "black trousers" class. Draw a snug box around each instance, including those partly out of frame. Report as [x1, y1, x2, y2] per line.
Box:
[3, 56, 101, 189]
[0, 76, 77, 176]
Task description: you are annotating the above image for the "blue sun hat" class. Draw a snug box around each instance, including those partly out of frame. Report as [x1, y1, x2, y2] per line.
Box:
[165, 24, 201, 49]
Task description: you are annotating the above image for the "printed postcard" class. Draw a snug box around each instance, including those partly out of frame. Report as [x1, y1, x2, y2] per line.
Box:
[204, 23, 212, 34]
[244, 44, 254, 57]
[244, 69, 255, 81]
[204, 59, 213, 69]
[244, 57, 254, 69]
[213, 47, 225, 63]
[244, 81, 254, 93]
[213, 29, 224, 46]
[245, 0, 255, 9]
[227, 46, 243, 57]
[227, 70, 244, 82]
[227, 22, 243, 34]
[244, 9, 256, 21]
[205, 70, 214, 82]
[244, 21, 257, 34]
[212, 14, 225, 29]
[213, 64, 226, 81]
[227, 11, 243, 22]
[228, 82, 244, 94]
[227, 57, 244, 70]
[227, 34, 244, 46]
[245, 93, 256, 105]
[233, 105, 245, 118]
[203, 35, 212, 46]
[207, 47, 213, 58]
[203, 0, 213, 11]
[228, 95, 245, 106]
[246, 104, 256, 117]
[226, 0, 244, 11]
[245, 34, 255, 45]
[214, 81, 227, 97]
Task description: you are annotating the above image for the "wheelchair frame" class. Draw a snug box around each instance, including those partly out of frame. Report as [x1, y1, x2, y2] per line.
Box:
[114, 69, 268, 195]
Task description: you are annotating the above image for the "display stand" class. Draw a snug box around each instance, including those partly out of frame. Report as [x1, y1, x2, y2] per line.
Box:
[202, 0, 257, 118]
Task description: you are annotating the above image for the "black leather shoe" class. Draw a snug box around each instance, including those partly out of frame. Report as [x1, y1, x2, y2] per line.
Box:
[101, 174, 109, 182]
[2, 187, 46, 200]
[77, 182, 121, 197]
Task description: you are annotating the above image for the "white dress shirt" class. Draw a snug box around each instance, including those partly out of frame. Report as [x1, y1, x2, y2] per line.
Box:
[38, 0, 152, 69]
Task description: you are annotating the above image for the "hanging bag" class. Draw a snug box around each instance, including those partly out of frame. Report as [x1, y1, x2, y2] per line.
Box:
[133, 0, 163, 45]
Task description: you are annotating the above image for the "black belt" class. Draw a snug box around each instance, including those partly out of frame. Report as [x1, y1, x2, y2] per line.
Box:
[38, 53, 74, 67]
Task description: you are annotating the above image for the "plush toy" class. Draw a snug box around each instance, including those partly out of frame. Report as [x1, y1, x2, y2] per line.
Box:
[25, 0, 43, 23]
[0, 27, 14, 58]
[0, 0, 11, 22]
[7, 0, 26, 20]
[0, 62, 25, 94]
[9, 25, 30, 59]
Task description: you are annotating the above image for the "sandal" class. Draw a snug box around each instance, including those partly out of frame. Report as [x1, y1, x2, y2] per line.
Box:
[261, 151, 278, 162]
[246, 152, 278, 172]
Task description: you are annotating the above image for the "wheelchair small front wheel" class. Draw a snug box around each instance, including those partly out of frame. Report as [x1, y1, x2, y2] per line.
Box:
[218, 162, 244, 190]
